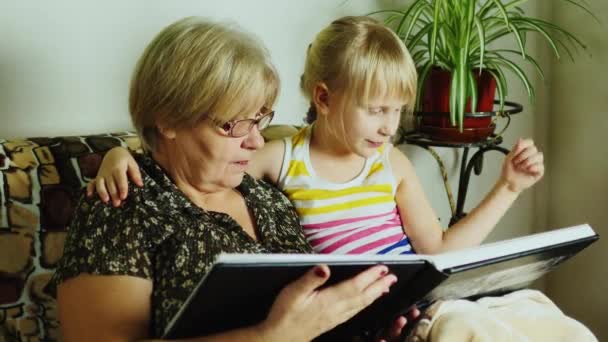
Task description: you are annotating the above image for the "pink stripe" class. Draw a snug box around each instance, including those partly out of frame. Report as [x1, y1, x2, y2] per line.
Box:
[306, 215, 402, 246]
[347, 233, 405, 254]
[316, 223, 403, 253]
[302, 208, 398, 230]
[307, 227, 358, 246]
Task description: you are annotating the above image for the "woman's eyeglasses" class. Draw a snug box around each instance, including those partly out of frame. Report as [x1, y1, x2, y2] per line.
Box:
[218, 110, 275, 138]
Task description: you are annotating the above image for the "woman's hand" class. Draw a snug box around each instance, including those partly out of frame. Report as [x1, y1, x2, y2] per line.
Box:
[500, 138, 544, 194]
[86, 147, 142, 206]
[258, 264, 398, 342]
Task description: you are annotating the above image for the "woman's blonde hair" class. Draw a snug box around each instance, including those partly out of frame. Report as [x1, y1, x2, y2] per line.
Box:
[301, 16, 417, 125]
[130, 17, 280, 151]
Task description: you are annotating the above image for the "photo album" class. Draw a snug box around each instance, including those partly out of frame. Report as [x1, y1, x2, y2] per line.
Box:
[163, 223, 598, 340]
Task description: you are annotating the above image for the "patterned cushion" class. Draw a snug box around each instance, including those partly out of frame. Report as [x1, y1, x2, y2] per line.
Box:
[0, 132, 142, 341]
[0, 126, 297, 341]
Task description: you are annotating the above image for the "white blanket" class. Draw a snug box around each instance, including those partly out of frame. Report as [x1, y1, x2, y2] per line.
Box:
[406, 289, 597, 341]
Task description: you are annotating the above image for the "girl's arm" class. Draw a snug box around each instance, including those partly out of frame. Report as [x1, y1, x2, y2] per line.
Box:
[89, 140, 286, 205]
[87, 147, 142, 206]
[392, 138, 544, 254]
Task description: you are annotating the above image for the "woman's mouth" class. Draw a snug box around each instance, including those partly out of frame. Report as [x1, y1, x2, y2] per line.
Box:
[233, 160, 249, 168]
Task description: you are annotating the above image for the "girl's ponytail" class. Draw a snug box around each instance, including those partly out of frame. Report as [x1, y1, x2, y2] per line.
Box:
[305, 103, 317, 124]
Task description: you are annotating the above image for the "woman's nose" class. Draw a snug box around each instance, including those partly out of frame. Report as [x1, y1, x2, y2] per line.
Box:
[242, 126, 265, 150]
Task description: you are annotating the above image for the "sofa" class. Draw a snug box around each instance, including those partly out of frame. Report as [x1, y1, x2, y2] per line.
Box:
[0, 126, 299, 341]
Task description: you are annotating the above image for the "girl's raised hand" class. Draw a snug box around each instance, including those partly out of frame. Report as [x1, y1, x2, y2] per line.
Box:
[86, 147, 142, 207]
[501, 138, 545, 193]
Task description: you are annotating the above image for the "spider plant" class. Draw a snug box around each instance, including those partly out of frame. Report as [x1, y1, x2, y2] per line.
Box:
[371, 0, 593, 130]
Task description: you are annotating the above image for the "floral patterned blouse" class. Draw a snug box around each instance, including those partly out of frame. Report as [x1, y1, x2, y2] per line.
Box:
[49, 154, 313, 337]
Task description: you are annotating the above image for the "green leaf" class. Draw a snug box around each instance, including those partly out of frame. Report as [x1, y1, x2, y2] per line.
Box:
[503, 0, 530, 11]
[507, 22, 527, 59]
[467, 69, 478, 114]
[487, 57, 535, 103]
[560, 0, 600, 23]
[430, 0, 443, 65]
[384, 14, 403, 27]
[394, 0, 425, 40]
[408, 24, 434, 53]
[487, 68, 506, 112]
[416, 61, 434, 111]
[367, 9, 407, 17]
[404, 2, 432, 45]
[492, 49, 545, 80]
[488, 62, 510, 98]
[490, 0, 511, 26]
[457, 49, 468, 130]
[523, 18, 587, 50]
[511, 18, 562, 59]
[473, 13, 485, 72]
[450, 69, 458, 125]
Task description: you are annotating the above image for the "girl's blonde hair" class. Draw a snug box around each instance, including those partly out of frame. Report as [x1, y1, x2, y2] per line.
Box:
[130, 17, 280, 151]
[301, 16, 417, 125]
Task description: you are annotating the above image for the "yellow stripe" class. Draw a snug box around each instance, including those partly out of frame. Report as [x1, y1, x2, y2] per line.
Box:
[285, 184, 392, 200]
[368, 162, 384, 178]
[296, 195, 393, 215]
[377, 143, 386, 154]
[291, 127, 308, 147]
[286, 160, 310, 177]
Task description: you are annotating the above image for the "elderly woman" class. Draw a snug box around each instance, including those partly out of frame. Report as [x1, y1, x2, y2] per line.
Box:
[49, 17, 401, 341]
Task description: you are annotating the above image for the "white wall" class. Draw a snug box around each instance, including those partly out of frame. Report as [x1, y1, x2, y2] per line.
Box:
[545, 1, 608, 340]
[0, 0, 394, 138]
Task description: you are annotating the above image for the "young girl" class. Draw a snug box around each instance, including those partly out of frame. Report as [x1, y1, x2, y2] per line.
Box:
[89, 16, 544, 255]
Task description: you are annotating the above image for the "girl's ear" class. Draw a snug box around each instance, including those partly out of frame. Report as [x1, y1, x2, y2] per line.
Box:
[156, 122, 177, 139]
[312, 83, 331, 117]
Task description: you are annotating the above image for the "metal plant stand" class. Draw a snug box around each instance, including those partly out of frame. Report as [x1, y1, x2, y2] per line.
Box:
[395, 101, 523, 226]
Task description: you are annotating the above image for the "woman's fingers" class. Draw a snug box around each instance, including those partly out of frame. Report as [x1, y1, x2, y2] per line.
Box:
[264, 265, 399, 342]
[331, 265, 396, 315]
[317, 266, 397, 335]
[333, 265, 389, 295]
[280, 264, 330, 306]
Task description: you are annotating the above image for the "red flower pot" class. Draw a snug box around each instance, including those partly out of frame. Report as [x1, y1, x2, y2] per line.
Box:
[418, 68, 497, 142]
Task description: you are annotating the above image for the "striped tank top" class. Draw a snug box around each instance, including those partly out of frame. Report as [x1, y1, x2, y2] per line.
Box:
[277, 126, 414, 255]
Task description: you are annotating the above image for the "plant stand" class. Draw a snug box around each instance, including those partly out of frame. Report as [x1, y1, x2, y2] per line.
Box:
[395, 101, 523, 226]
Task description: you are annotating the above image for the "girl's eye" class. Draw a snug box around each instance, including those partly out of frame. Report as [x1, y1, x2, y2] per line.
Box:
[368, 107, 383, 115]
